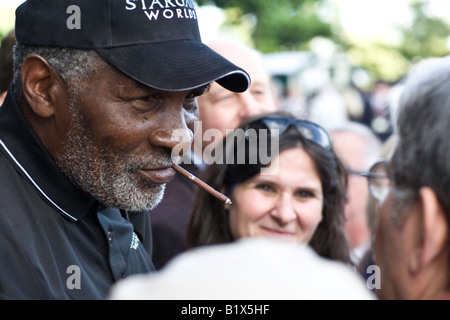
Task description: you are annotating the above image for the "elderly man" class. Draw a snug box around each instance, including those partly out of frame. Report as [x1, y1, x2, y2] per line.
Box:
[372, 56, 450, 299]
[0, 0, 249, 299]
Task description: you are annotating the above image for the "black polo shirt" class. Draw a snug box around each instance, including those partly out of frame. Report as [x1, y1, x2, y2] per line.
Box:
[0, 88, 155, 300]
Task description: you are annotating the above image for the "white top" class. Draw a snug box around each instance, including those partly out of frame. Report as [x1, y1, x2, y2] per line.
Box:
[109, 238, 376, 300]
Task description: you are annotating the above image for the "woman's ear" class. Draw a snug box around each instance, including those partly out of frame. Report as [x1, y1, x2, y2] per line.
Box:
[20, 54, 65, 118]
[412, 187, 448, 273]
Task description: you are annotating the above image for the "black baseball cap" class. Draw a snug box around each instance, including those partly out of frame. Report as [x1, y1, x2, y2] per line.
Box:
[15, 0, 250, 92]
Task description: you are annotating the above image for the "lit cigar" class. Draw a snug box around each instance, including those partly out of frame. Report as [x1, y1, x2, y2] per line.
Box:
[172, 163, 232, 205]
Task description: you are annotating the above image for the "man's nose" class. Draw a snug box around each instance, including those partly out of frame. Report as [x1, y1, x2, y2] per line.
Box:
[148, 110, 194, 157]
[238, 92, 261, 118]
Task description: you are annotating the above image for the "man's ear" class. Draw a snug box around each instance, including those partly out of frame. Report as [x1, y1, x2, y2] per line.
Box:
[21, 54, 65, 118]
[413, 187, 448, 273]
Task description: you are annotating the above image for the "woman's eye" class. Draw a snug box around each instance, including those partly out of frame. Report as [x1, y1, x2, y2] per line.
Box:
[296, 190, 315, 198]
[256, 184, 274, 192]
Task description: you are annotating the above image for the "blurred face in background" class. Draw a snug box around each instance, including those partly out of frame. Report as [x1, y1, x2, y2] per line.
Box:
[227, 147, 324, 243]
[330, 130, 373, 249]
[197, 40, 277, 153]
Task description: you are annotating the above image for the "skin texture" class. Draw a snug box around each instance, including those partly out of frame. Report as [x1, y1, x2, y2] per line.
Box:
[374, 186, 450, 299]
[21, 54, 205, 211]
[227, 148, 324, 243]
[196, 40, 277, 154]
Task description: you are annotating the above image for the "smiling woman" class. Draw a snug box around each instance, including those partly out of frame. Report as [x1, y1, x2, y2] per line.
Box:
[186, 110, 352, 264]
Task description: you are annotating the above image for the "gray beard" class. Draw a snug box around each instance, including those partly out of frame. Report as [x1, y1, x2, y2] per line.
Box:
[53, 96, 167, 211]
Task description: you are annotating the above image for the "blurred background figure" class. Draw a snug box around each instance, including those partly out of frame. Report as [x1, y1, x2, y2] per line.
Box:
[357, 133, 397, 282]
[0, 29, 15, 105]
[329, 121, 382, 265]
[367, 80, 395, 141]
[307, 84, 350, 131]
[150, 38, 278, 270]
[187, 111, 352, 265]
[196, 38, 278, 150]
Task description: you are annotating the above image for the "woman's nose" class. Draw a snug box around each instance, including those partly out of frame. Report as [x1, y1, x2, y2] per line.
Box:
[269, 194, 297, 224]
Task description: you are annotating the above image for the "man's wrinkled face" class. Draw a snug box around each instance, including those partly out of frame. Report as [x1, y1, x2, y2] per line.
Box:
[53, 63, 204, 211]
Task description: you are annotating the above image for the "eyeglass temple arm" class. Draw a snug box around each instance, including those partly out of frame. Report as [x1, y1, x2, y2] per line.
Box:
[347, 169, 391, 179]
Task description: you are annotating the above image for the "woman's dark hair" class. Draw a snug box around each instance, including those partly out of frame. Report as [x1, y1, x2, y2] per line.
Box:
[186, 111, 351, 264]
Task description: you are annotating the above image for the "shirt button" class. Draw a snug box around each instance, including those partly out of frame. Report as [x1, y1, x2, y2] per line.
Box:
[107, 231, 113, 242]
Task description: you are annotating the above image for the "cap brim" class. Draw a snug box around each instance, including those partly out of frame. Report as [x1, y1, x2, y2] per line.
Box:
[96, 40, 250, 92]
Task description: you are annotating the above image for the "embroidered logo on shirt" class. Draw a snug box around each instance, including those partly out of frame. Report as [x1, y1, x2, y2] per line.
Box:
[130, 232, 140, 250]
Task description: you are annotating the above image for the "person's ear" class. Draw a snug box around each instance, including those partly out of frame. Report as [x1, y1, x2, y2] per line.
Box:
[410, 187, 448, 274]
[21, 54, 65, 118]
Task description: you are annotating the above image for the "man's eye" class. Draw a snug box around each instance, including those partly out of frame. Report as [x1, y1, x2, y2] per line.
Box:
[185, 92, 196, 100]
[132, 93, 163, 111]
[138, 95, 158, 103]
[252, 89, 266, 97]
[187, 85, 209, 100]
[216, 93, 233, 103]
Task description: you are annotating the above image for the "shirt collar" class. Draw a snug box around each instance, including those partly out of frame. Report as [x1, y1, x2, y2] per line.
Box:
[0, 88, 96, 221]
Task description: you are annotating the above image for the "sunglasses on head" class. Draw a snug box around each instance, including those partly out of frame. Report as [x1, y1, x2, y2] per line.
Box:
[243, 116, 332, 151]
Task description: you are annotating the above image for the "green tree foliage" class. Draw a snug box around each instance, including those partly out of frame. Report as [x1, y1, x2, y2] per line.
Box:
[196, 0, 450, 82]
[346, 0, 450, 82]
[196, 0, 332, 52]
[397, 0, 450, 61]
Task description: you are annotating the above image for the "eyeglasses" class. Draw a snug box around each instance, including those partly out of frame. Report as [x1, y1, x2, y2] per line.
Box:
[244, 116, 332, 151]
[348, 160, 392, 202]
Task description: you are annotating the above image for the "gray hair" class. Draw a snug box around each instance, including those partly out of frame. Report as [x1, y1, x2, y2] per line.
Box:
[330, 121, 382, 170]
[392, 56, 450, 214]
[12, 43, 107, 104]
